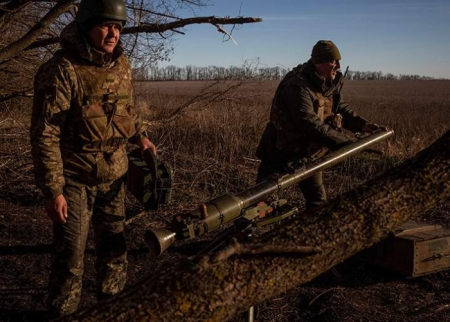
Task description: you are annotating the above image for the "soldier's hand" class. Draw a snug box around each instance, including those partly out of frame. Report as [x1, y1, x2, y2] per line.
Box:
[362, 123, 390, 133]
[139, 137, 157, 155]
[45, 195, 68, 224]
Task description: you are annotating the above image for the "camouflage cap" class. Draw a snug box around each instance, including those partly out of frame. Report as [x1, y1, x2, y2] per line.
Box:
[311, 40, 341, 64]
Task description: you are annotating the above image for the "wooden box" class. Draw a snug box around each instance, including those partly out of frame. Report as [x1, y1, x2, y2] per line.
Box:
[365, 221, 450, 278]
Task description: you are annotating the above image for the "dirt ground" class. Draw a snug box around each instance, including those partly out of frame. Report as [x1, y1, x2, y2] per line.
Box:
[1, 79, 450, 321]
[1, 178, 450, 322]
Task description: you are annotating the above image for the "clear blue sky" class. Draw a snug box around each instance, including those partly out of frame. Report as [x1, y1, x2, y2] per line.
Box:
[158, 0, 450, 79]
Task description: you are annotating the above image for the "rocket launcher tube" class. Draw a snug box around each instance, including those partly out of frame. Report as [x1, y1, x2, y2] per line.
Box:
[233, 129, 394, 207]
[146, 129, 394, 255]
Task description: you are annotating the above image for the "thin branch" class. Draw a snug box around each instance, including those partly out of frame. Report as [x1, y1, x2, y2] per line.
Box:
[23, 16, 262, 52]
[148, 80, 243, 126]
[0, 0, 32, 18]
[210, 238, 322, 263]
[0, 0, 76, 63]
[213, 23, 237, 45]
[126, 16, 261, 34]
[0, 90, 33, 103]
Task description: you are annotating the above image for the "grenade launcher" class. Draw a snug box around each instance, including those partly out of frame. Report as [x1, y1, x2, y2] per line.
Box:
[145, 129, 394, 256]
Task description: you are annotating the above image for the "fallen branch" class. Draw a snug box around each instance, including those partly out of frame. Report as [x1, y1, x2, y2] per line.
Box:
[60, 130, 450, 321]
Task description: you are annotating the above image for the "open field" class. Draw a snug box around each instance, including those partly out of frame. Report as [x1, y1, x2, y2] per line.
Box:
[0, 79, 449, 321]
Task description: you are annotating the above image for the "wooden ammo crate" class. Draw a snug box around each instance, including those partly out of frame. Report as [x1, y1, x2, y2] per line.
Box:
[365, 221, 450, 278]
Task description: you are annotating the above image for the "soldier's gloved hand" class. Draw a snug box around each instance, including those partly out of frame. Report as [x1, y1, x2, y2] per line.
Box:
[45, 194, 68, 224]
[362, 123, 390, 133]
[325, 113, 343, 130]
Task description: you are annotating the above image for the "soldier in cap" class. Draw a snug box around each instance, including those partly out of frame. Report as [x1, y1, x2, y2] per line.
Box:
[256, 40, 387, 209]
[30, 0, 156, 317]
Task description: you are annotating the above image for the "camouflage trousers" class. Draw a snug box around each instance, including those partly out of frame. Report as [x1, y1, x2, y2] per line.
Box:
[47, 177, 128, 318]
[257, 157, 327, 209]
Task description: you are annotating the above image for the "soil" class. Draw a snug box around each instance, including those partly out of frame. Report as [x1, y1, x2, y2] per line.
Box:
[1, 80, 450, 321]
[1, 180, 450, 321]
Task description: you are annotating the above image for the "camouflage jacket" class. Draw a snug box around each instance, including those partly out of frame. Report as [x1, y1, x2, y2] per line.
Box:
[30, 22, 147, 199]
[257, 60, 368, 161]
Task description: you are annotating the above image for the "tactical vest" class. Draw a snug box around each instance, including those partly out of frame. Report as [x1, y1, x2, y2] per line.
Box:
[270, 66, 336, 157]
[63, 55, 135, 152]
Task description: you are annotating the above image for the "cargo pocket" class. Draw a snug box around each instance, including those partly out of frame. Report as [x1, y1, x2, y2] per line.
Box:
[79, 103, 110, 142]
[112, 104, 135, 139]
[314, 99, 325, 121]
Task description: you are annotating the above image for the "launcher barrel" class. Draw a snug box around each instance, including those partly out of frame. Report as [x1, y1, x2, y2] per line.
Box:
[146, 129, 394, 255]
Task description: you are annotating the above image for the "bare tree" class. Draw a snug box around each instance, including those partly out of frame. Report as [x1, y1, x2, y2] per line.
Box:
[0, 0, 261, 104]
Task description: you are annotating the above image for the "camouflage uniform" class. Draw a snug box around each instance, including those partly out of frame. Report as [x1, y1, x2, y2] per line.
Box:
[30, 21, 146, 316]
[256, 61, 368, 208]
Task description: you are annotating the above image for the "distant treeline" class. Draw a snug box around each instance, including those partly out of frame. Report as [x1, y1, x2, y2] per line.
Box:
[132, 65, 442, 81]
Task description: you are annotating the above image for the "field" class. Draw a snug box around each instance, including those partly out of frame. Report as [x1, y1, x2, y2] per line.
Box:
[0, 79, 450, 321]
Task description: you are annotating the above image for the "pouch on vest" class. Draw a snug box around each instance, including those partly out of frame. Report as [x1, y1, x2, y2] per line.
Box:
[126, 149, 173, 211]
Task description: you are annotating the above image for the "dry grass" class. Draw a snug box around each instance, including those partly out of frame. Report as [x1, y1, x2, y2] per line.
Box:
[0, 79, 449, 321]
[133, 79, 450, 204]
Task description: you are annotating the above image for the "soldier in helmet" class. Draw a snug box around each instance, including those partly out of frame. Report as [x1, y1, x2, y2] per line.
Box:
[30, 0, 156, 317]
[256, 40, 388, 209]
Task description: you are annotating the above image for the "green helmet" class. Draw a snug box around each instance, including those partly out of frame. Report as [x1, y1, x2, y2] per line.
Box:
[75, 0, 127, 26]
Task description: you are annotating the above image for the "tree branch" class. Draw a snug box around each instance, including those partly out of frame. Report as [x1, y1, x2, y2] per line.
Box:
[0, 0, 76, 63]
[149, 80, 243, 125]
[0, 0, 33, 19]
[0, 90, 33, 103]
[23, 16, 262, 52]
[60, 130, 450, 321]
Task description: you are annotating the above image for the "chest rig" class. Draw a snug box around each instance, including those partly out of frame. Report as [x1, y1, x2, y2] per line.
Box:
[310, 92, 333, 122]
[68, 55, 135, 152]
